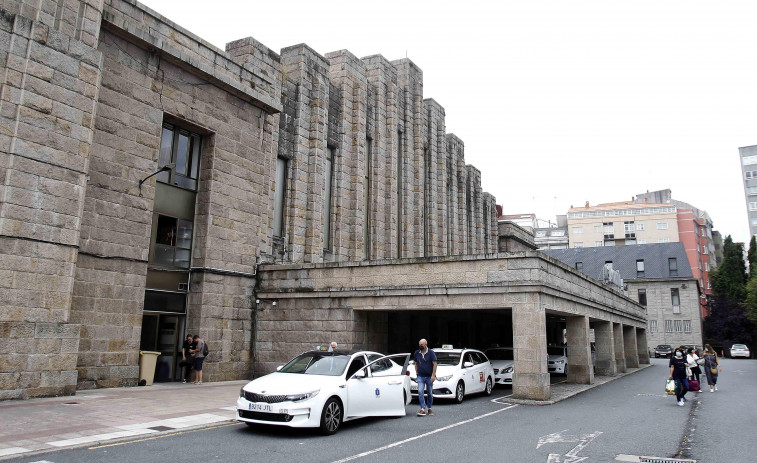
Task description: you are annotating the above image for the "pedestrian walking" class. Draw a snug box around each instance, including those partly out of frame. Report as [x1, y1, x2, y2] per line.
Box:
[180, 334, 195, 383]
[414, 338, 437, 417]
[190, 335, 206, 385]
[702, 344, 722, 393]
[669, 347, 689, 406]
[686, 347, 701, 392]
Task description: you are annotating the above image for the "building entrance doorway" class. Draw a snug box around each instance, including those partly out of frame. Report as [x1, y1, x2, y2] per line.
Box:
[140, 313, 186, 382]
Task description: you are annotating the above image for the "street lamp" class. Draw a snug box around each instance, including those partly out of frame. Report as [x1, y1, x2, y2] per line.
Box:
[138, 163, 175, 195]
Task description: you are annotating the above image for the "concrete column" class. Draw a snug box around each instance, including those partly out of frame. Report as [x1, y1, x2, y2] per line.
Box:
[614, 323, 626, 373]
[593, 321, 617, 376]
[636, 328, 650, 364]
[624, 325, 639, 368]
[512, 299, 550, 401]
[566, 316, 593, 384]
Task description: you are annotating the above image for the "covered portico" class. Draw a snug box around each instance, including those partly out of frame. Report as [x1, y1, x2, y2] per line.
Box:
[254, 251, 648, 401]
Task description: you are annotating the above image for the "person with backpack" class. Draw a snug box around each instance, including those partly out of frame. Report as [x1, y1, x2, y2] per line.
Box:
[190, 335, 207, 385]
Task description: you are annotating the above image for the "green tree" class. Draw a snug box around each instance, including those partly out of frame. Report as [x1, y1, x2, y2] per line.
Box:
[710, 236, 747, 302]
[706, 235, 753, 351]
[749, 236, 757, 278]
[746, 275, 757, 324]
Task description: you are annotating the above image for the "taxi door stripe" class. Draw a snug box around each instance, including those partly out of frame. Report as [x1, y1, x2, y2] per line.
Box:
[330, 403, 518, 463]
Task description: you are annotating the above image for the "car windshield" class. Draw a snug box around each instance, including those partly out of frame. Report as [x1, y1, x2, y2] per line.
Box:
[657, 345, 672, 350]
[733, 344, 747, 349]
[434, 352, 461, 366]
[278, 352, 350, 376]
[547, 347, 566, 356]
[485, 349, 514, 360]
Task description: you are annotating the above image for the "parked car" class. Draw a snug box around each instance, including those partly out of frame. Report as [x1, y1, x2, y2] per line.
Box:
[484, 347, 514, 386]
[547, 346, 568, 374]
[237, 350, 411, 435]
[730, 344, 751, 358]
[654, 344, 673, 358]
[408, 347, 494, 403]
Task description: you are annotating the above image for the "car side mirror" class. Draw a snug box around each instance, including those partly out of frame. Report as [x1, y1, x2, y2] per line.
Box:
[276, 365, 283, 371]
[352, 369, 366, 379]
[463, 361, 473, 368]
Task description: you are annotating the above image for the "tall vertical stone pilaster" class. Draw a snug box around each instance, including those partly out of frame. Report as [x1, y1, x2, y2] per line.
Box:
[614, 322, 626, 373]
[326, 50, 367, 261]
[0, 0, 105, 398]
[363, 55, 399, 259]
[512, 296, 549, 400]
[624, 325, 639, 368]
[422, 98, 446, 256]
[566, 315, 594, 384]
[594, 320, 617, 376]
[279, 45, 330, 263]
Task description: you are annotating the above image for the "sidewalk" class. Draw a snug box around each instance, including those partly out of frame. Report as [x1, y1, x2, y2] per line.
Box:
[0, 380, 246, 460]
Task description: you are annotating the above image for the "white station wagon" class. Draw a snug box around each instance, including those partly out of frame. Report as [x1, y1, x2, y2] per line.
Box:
[237, 350, 411, 434]
[408, 347, 495, 403]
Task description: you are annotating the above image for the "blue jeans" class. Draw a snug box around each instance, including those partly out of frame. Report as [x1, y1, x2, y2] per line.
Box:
[675, 377, 689, 401]
[417, 376, 434, 409]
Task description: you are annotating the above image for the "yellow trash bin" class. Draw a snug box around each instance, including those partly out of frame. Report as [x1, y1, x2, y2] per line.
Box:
[138, 351, 161, 386]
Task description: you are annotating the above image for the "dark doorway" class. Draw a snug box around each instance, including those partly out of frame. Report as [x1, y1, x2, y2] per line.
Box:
[385, 309, 512, 354]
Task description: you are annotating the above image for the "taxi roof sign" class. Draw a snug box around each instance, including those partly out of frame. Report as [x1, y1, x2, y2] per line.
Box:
[441, 344, 453, 349]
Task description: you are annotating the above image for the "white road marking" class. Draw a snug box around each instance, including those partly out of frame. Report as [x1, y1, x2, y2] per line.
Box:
[330, 404, 518, 463]
[490, 393, 513, 404]
[539, 430, 602, 463]
[0, 447, 31, 457]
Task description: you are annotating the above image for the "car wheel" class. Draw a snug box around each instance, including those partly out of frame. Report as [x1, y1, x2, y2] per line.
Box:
[320, 397, 343, 435]
[454, 381, 465, 404]
[484, 377, 493, 396]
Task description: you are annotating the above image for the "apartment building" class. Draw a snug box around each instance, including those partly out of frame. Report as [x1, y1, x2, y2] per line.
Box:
[566, 202, 679, 248]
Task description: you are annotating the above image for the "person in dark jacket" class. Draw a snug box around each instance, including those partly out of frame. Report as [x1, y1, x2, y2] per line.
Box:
[180, 334, 195, 383]
[669, 347, 689, 406]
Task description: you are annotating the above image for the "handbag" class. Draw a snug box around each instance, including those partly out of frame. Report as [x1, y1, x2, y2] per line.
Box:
[710, 367, 718, 375]
[689, 379, 700, 392]
[665, 378, 676, 395]
[696, 358, 705, 366]
[685, 366, 692, 377]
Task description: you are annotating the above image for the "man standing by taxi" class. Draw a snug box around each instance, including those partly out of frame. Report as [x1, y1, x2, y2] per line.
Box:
[414, 338, 437, 416]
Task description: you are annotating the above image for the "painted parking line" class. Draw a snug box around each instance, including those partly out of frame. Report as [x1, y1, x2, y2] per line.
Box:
[491, 393, 513, 404]
[331, 403, 519, 463]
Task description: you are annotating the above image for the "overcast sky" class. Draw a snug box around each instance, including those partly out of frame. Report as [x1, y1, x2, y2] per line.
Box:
[140, 0, 757, 244]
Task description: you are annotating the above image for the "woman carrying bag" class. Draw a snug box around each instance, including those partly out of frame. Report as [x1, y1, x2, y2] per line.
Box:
[702, 344, 722, 393]
[686, 347, 701, 392]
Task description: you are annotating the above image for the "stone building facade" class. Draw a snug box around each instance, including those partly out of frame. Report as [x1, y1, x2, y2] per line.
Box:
[0, 0, 502, 399]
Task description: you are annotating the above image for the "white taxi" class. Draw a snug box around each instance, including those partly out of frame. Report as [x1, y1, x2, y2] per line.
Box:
[484, 347, 514, 386]
[408, 346, 494, 404]
[237, 350, 411, 435]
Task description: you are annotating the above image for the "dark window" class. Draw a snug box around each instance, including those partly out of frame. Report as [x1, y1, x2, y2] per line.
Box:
[575, 262, 583, 272]
[638, 289, 647, 306]
[158, 123, 201, 191]
[323, 148, 335, 251]
[669, 258, 678, 276]
[152, 214, 192, 268]
[273, 157, 288, 237]
[671, 288, 680, 310]
[636, 260, 645, 277]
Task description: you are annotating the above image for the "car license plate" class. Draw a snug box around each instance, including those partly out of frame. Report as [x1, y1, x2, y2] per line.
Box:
[410, 385, 417, 391]
[249, 403, 273, 412]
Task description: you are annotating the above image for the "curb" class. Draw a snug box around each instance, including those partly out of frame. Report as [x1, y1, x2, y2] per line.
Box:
[506, 363, 654, 406]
